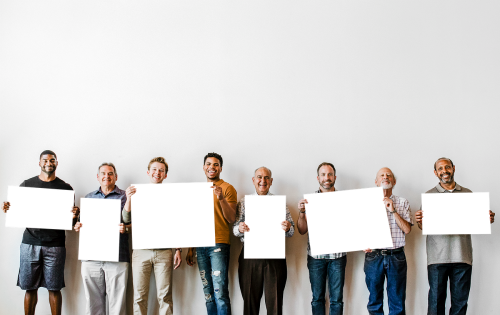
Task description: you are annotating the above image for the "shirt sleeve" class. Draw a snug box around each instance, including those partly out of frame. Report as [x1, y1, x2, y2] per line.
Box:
[225, 185, 238, 204]
[402, 199, 413, 225]
[285, 205, 295, 237]
[122, 208, 131, 224]
[233, 198, 245, 238]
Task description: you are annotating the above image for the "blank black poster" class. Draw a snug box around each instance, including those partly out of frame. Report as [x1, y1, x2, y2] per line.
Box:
[307, 189, 391, 254]
[132, 184, 214, 248]
[7, 187, 74, 229]
[245, 196, 285, 258]
[80, 199, 120, 260]
[422, 194, 490, 234]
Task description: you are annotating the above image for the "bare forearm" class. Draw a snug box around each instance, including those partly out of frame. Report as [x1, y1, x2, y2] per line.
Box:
[124, 199, 131, 213]
[394, 212, 411, 234]
[220, 199, 236, 223]
[297, 212, 308, 235]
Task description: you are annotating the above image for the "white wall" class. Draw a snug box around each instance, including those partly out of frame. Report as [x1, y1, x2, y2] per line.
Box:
[1, 1, 499, 314]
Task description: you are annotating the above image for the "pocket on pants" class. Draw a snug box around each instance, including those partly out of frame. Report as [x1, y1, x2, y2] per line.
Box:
[393, 251, 406, 262]
[365, 253, 378, 261]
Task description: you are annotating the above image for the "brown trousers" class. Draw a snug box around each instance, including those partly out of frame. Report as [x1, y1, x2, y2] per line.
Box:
[238, 248, 287, 315]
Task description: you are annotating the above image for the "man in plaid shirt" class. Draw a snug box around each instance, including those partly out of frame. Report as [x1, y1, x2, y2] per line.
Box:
[363, 167, 413, 315]
[233, 166, 294, 315]
[297, 162, 346, 315]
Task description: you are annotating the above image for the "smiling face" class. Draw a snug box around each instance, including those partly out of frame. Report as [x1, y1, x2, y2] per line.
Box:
[98, 165, 117, 189]
[317, 165, 336, 191]
[375, 168, 395, 189]
[203, 157, 222, 181]
[252, 168, 273, 195]
[39, 154, 58, 175]
[434, 159, 455, 185]
[147, 162, 167, 184]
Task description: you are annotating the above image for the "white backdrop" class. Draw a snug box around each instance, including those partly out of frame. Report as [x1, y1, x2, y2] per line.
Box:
[1, 1, 499, 314]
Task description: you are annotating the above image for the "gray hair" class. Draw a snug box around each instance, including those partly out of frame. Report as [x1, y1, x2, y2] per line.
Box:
[98, 162, 117, 175]
[254, 166, 272, 178]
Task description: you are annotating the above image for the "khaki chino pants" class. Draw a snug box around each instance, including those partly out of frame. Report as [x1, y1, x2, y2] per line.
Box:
[132, 249, 174, 315]
[81, 261, 129, 315]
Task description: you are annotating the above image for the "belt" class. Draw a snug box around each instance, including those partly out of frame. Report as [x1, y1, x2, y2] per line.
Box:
[371, 247, 404, 256]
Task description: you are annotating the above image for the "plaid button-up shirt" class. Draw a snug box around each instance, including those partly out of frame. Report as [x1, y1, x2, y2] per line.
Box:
[379, 194, 413, 250]
[307, 189, 347, 260]
[233, 192, 295, 242]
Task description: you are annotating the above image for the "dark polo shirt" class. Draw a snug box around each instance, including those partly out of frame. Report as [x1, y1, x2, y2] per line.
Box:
[84, 186, 130, 263]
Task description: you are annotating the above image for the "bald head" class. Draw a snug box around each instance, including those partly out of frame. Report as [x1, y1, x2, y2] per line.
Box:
[253, 166, 273, 195]
[375, 167, 396, 189]
[254, 166, 272, 178]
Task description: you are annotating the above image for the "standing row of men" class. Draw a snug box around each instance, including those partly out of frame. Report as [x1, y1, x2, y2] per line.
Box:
[2, 150, 495, 315]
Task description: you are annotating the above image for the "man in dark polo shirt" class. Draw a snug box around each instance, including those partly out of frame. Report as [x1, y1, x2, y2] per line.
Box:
[415, 157, 495, 315]
[2, 150, 79, 315]
[74, 162, 130, 315]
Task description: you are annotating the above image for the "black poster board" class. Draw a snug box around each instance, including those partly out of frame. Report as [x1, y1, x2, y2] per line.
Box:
[245, 196, 285, 258]
[80, 199, 120, 260]
[132, 184, 214, 248]
[7, 187, 74, 229]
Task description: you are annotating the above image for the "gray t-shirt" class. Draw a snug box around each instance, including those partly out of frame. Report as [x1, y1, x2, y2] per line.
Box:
[424, 183, 473, 265]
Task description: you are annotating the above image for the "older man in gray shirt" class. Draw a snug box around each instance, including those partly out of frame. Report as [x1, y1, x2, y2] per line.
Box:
[415, 157, 495, 315]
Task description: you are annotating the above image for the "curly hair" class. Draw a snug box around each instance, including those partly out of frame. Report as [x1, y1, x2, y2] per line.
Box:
[204, 152, 223, 167]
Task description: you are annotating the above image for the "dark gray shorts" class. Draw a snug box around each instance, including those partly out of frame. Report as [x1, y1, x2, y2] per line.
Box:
[17, 243, 66, 291]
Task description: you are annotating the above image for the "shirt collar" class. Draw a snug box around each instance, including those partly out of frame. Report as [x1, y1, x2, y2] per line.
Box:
[435, 182, 462, 193]
[316, 187, 336, 193]
[248, 191, 274, 197]
[96, 185, 120, 196]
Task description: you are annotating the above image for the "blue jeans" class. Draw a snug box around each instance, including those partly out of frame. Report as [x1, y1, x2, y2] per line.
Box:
[197, 243, 231, 315]
[307, 255, 346, 315]
[427, 263, 472, 315]
[364, 250, 407, 315]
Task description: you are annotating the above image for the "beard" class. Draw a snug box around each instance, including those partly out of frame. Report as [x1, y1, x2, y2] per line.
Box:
[320, 180, 335, 190]
[439, 172, 454, 184]
[41, 165, 56, 175]
[381, 181, 393, 189]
